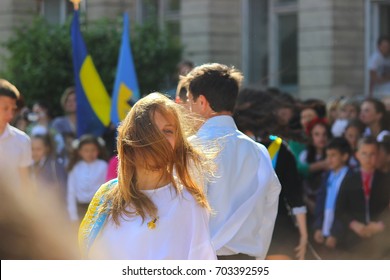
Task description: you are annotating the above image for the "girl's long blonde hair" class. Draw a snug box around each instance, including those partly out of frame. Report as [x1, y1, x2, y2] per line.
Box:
[101, 93, 214, 225]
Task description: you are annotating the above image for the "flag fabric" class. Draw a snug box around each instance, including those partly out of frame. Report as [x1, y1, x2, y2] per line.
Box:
[110, 13, 140, 126]
[71, 10, 111, 137]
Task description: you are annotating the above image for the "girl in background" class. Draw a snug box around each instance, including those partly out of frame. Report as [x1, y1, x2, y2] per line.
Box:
[31, 134, 67, 206]
[67, 134, 108, 224]
[360, 98, 390, 141]
[299, 119, 331, 218]
[343, 119, 365, 168]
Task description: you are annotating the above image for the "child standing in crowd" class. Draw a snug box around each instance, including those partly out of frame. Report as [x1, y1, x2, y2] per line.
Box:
[31, 134, 67, 204]
[299, 118, 331, 217]
[313, 137, 352, 258]
[343, 119, 365, 168]
[360, 98, 390, 141]
[67, 134, 107, 224]
[331, 98, 360, 137]
[79, 93, 216, 260]
[335, 137, 390, 259]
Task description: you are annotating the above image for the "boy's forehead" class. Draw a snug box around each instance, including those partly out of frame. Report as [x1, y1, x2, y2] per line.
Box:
[0, 95, 17, 105]
[359, 143, 378, 151]
[326, 148, 346, 155]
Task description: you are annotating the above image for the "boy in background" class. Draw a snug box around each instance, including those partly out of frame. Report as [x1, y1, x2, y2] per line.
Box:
[0, 79, 32, 189]
[313, 137, 352, 258]
[335, 136, 390, 259]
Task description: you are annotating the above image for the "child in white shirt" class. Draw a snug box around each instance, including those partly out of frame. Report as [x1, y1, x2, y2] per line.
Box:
[67, 134, 107, 223]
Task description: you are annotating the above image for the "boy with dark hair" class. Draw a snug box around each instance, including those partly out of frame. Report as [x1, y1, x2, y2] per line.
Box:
[0, 79, 32, 188]
[182, 63, 281, 260]
[313, 137, 352, 256]
[334, 136, 390, 259]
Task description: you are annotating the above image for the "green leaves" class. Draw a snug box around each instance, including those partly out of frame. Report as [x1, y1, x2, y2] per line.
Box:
[1, 15, 182, 117]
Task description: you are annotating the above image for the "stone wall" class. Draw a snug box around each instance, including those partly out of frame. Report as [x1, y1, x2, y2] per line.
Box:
[298, 0, 365, 100]
[181, 0, 242, 68]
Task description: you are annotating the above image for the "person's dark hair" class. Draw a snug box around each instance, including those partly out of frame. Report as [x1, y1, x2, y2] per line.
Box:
[34, 100, 53, 119]
[326, 137, 352, 156]
[306, 120, 331, 163]
[377, 35, 390, 47]
[274, 91, 297, 107]
[67, 134, 107, 172]
[0, 79, 20, 100]
[357, 136, 378, 150]
[301, 99, 327, 119]
[266, 87, 281, 96]
[363, 98, 389, 130]
[234, 88, 276, 138]
[345, 118, 365, 135]
[31, 134, 56, 158]
[183, 63, 243, 113]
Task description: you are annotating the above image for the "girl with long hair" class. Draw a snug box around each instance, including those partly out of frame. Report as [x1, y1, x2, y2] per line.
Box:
[79, 93, 216, 260]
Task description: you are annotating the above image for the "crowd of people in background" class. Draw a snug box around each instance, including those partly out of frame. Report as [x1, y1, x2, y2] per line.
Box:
[1, 56, 390, 260]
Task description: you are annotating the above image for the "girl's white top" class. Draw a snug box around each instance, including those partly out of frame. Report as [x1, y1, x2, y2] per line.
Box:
[67, 159, 108, 221]
[90, 183, 216, 260]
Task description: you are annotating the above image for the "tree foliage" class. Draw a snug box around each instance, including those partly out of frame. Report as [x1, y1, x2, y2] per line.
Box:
[1, 15, 182, 116]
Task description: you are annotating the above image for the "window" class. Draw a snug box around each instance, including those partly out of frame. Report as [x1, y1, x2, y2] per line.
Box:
[39, 0, 74, 24]
[243, 0, 298, 93]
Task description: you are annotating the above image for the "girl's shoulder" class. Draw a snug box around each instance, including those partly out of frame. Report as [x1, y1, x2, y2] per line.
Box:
[95, 179, 117, 198]
[78, 179, 117, 254]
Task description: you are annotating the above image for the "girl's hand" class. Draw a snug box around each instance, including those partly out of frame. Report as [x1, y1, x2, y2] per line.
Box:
[294, 236, 308, 260]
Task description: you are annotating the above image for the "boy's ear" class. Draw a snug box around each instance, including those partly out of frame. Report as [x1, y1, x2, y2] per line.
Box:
[198, 95, 209, 112]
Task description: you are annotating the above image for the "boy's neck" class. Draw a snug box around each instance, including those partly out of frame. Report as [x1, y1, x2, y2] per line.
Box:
[0, 123, 8, 136]
[332, 165, 347, 173]
[361, 167, 375, 174]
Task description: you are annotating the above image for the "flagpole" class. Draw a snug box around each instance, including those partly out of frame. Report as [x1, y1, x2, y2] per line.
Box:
[70, 0, 81, 11]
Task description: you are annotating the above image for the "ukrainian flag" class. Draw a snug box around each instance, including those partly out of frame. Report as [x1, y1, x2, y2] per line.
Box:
[71, 10, 111, 137]
[110, 13, 140, 126]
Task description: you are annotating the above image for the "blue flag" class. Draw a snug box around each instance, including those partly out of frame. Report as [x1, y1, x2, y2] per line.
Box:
[111, 13, 140, 126]
[71, 10, 111, 137]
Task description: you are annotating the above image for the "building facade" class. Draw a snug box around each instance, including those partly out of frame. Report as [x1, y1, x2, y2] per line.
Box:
[0, 0, 389, 101]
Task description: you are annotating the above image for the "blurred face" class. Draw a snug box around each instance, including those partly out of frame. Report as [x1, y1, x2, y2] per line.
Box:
[356, 143, 378, 172]
[78, 143, 99, 163]
[0, 96, 17, 132]
[343, 104, 358, 119]
[300, 108, 317, 129]
[379, 40, 390, 57]
[31, 138, 48, 163]
[64, 93, 76, 114]
[376, 146, 390, 170]
[276, 107, 293, 126]
[311, 124, 328, 149]
[344, 126, 360, 150]
[360, 101, 381, 125]
[32, 104, 48, 121]
[326, 149, 348, 171]
[154, 111, 176, 149]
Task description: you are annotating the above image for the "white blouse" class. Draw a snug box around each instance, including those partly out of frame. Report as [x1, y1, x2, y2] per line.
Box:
[67, 159, 108, 221]
[89, 184, 216, 260]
